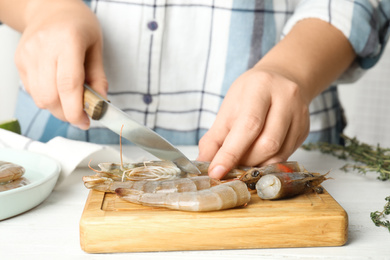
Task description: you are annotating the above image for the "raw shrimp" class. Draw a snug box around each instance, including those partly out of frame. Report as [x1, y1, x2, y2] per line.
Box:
[91, 160, 246, 181]
[191, 161, 249, 180]
[255, 171, 329, 200]
[84, 126, 324, 210]
[0, 161, 25, 184]
[116, 179, 251, 212]
[0, 177, 30, 192]
[83, 175, 219, 193]
[239, 161, 304, 190]
[89, 161, 182, 181]
[84, 161, 251, 211]
[83, 125, 251, 211]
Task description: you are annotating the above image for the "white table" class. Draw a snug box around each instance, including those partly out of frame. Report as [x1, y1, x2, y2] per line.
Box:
[1, 146, 389, 260]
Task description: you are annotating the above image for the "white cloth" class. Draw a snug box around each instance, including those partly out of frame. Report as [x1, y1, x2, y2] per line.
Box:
[0, 129, 127, 187]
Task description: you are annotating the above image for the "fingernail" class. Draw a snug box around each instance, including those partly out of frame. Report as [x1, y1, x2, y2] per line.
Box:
[209, 165, 227, 179]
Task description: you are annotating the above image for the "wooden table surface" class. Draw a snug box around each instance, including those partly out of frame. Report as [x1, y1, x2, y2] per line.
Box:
[1, 146, 389, 260]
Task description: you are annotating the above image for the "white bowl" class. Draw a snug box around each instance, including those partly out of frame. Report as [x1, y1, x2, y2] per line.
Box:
[0, 148, 61, 220]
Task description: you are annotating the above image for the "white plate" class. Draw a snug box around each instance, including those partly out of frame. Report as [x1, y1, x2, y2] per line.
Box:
[0, 148, 61, 220]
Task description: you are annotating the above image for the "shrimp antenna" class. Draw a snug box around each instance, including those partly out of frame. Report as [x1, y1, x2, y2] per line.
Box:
[88, 159, 104, 174]
[120, 124, 124, 171]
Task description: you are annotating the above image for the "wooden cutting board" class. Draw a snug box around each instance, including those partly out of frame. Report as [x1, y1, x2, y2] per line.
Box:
[79, 187, 348, 253]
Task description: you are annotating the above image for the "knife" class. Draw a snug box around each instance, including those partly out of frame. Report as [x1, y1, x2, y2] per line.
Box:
[83, 84, 201, 175]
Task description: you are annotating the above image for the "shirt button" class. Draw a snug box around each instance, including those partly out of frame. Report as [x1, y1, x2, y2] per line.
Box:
[147, 21, 158, 31]
[143, 94, 153, 104]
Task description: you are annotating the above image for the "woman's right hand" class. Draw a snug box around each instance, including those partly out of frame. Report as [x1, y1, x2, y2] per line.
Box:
[14, 0, 108, 129]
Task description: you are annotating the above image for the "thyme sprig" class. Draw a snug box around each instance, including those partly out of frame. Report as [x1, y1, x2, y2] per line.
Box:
[302, 134, 390, 232]
[370, 197, 390, 232]
[302, 134, 390, 181]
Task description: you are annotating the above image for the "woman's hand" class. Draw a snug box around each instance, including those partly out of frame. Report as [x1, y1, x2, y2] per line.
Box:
[198, 18, 355, 179]
[198, 68, 310, 179]
[14, 0, 108, 129]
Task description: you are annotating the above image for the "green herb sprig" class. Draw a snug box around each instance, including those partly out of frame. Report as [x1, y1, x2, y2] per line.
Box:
[302, 134, 390, 232]
[370, 196, 390, 232]
[302, 134, 390, 181]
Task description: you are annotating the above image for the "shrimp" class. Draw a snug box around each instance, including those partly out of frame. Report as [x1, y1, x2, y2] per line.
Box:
[83, 125, 248, 212]
[255, 171, 329, 200]
[83, 175, 219, 193]
[0, 161, 25, 184]
[89, 161, 182, 181]
[88, 160, 247, 182]
[191, 161, 248, 180]
[116, 179, 251, 212]
[84, 160, 251, 211]
[0, 177, 30, 192]
[239, 161, 304, 190]
[83, 174, 250, 211]
[84, 157, 329, 209]
[83, 126, 327, 210]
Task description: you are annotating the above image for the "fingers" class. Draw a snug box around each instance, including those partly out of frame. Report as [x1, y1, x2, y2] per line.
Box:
[260, 87, 310, 165]
[241, 103, 291, 165]
[16, 34, 107, 130]
[84, 41, 108, 98]
[208, 110, 269, 179]
[16, 38, 67, 121]
[260, 117, 309, 166]
[199, 70, 311, 179]
[197, 94, 239, 163]
[197, 123, 228, 163]
[13, 3, 106, 130]
[56, 43, 90, 129]
[247, 107, 309, 166]
[56, 35, 107, 129]
[241, 83, 309, 166]
[204, 83, 270, 179]
[18, 40, 103, 129]
[37, 54, 65, 121]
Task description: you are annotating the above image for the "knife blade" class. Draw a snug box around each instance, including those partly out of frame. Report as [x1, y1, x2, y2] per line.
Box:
[83, 84, 201, 175]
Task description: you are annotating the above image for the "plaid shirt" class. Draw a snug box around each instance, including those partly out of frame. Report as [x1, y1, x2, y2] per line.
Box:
[14, 0, 390, 145]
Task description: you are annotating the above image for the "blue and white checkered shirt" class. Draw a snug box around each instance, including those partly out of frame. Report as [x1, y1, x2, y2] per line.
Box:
[14, 0, 390, 145]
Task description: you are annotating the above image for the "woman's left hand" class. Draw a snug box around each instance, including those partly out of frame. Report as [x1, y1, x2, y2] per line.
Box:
[197, 68, 310, 179]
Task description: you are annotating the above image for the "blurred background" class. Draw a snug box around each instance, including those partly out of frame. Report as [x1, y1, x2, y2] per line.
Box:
[1, 24, 389, 147]
[0, 25, 19, 124]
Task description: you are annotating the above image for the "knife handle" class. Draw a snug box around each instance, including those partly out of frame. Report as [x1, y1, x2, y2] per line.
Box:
[83, 85, 106, 120]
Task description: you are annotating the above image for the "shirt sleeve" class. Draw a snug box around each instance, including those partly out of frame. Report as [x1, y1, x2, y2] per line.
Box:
[282, 0, 390, 83]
